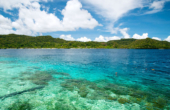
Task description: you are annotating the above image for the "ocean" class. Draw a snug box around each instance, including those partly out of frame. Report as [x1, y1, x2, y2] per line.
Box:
[0, 49, 170, 110]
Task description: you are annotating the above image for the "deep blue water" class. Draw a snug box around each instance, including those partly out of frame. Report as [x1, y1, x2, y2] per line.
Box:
[0, 49, 170, 109]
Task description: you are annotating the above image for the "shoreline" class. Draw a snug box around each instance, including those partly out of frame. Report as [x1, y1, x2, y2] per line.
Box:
[0, 48, 168, 49]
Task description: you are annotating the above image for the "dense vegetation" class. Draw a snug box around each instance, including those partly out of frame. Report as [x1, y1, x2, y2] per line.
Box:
[0, 34, 170, 49]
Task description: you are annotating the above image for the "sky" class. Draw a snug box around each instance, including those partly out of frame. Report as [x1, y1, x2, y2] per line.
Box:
[0, 0, 170, 42]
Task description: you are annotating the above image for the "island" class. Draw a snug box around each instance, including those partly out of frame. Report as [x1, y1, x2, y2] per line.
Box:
[0, 34, 170, 49]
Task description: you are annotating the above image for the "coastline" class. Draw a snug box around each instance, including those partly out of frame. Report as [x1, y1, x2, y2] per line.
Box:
[0, 48, 168, 49]
[1, 35, 170, 49]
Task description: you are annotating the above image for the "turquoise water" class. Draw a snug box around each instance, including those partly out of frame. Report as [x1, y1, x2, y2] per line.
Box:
[0, 49, 170, 110]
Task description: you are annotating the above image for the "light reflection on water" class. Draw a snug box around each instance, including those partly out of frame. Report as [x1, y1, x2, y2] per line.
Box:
[0, 49, 170, 110]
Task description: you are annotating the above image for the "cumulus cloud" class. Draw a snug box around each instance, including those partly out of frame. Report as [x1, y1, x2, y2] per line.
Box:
[15, 6, 62, 33]
[62, 0, 99, 30]
[82, 0, 169, 33]
[94, 35, 121, 42]
[119, 28, 130, 39]
[60, 35, 92, 42]
[82, 0, 143, 33]
[0, 15, 13, 34]
[164, 36, 170, 42]
[77, 37, 91, 42]
[0, 0, 99, 35]
[83, 0, 143, 22]
[132, 33, 148, 39]
[152, 37, 161, 41]
[1, 0, 169, 36]
[105, 36, 121, 41]
[94, 35, 107, 42]
[60, 35, 75, 41]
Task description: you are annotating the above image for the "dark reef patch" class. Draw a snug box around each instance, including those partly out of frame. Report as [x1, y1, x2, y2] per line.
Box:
[104, 83, 131, 95]
[118, 98, 130, 104]
[152, 97, 168, 109]
[7, 101, 32, 110]
[21, 71, 53, 85]
[52, 72, 70, 76]
[28, 72, 52, 85]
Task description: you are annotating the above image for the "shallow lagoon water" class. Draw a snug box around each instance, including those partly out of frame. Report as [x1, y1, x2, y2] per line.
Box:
[0, 49, 170, 110]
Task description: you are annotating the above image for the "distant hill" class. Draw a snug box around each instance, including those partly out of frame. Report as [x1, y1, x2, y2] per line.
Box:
[129, 38, 170, 49]
[107, 38, 170, 49]
[0, 34, 170, 49]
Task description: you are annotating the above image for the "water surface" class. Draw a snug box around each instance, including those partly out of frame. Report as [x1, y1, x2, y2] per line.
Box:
[0, 49, 170, 110]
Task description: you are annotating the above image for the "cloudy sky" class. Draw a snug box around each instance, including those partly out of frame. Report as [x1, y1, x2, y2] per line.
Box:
[0, 0, 170, 42]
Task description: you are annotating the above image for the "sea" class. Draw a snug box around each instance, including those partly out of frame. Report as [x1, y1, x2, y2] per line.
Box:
[0, 49, 170, 110]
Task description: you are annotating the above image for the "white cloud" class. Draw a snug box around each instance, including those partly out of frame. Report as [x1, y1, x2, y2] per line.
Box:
[105, 36, 121, 41]
[152, 37, 161, 41]
[0, 15, 14, 34]
[106, 24, 120, 34]
[77, 37, 91, 42]
[146, 1, 166, 14]
[0, 15, 12, 29]
[119, 28, 130, 39]
[94, 35, 107, 42]
[60, 35, 75, 41]
[82, 0, 143, 33]
[164, 36, 170, 42]
[0, 0, 99, 35]
[0, 15, 33, 35]
[82, 0, 169, 33]
[0, 0, 48, 10]
[60, 35, 121, 42]
[83, 0, 143, 22]
[1, 0, 169, 36]
[94, 35, 121, 42]
[132, 33, 148, 39]
[42, 5, 50, 12]
[62, 0, 99, 30]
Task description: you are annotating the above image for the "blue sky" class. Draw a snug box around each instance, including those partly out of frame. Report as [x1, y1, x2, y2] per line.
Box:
[0, 0, 170, 42]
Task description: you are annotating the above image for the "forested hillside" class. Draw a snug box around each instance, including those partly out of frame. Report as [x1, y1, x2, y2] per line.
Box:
[0, 34, 170, 49]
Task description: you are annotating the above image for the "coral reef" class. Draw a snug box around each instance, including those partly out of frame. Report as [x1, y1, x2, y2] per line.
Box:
[129, 97, 143, 104]
[53, 72, 70, 76]
[129, 90, 152, 99]
[106, 96, 117, 101]
[152, 97, 167, 109]
[87, 90, 110, 100]
[22, 71, 53, 85]
[118, 98, 130, 104]
[3, 75, 170, 110]
[54, 102, 76, 110]
[60, 83, 75, 91]
[7, 101, 32, 110]
[104, 83, 131, 95]
[60, 79, 91, 97]
[145, 103, 154, 110]
[78, 85, 89, 98]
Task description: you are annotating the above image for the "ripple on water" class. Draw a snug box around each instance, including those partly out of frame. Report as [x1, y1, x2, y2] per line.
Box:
[0, 49, 170, 110]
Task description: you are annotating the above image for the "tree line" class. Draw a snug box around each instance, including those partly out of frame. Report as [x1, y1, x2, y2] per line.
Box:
[0, 34, 170, 49]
